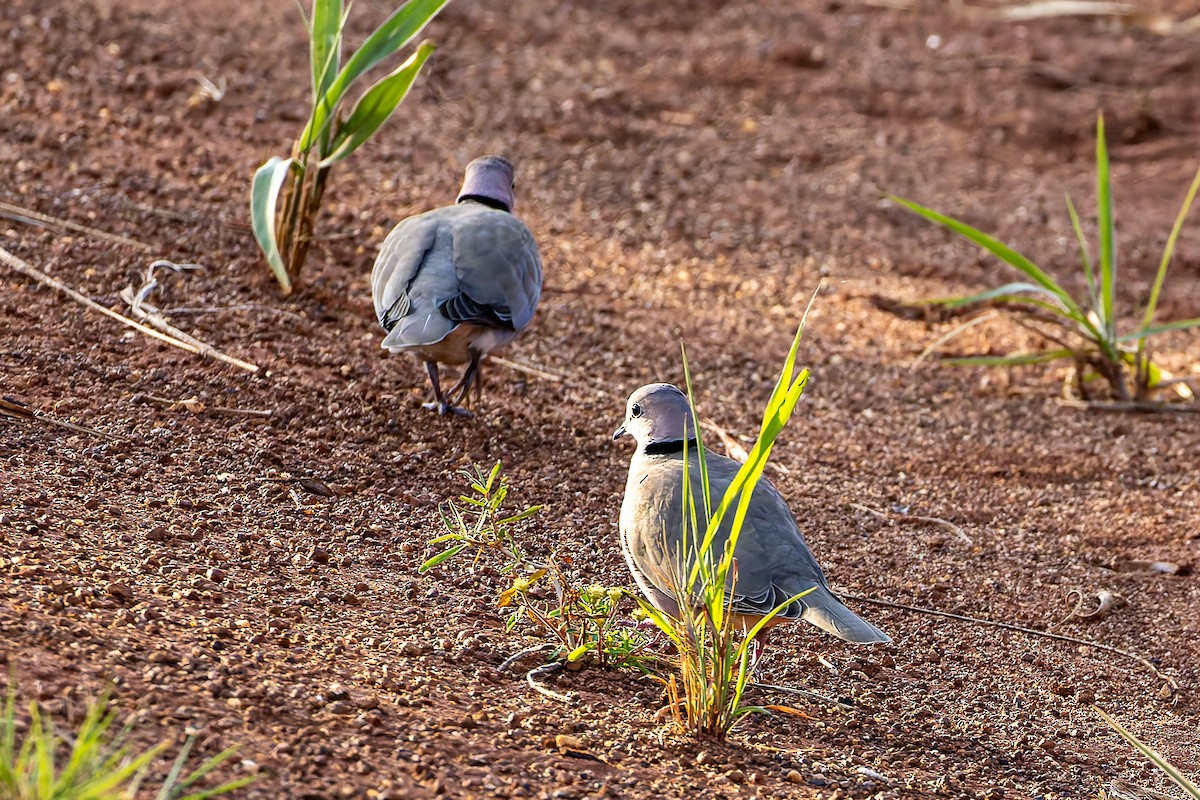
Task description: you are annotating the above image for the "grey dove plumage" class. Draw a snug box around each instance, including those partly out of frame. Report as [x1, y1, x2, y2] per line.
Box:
[372, 155, 542, 415]
[613, 383, 890, 645]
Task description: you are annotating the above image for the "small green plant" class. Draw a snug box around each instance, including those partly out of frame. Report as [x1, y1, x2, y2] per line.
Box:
[419, 462, 542, 574]
[420, 463, 650, 671]
[251, 0, 449, 294]
[499, 561, 651, 670]
[893, 114, 1200, 402]
[1095, 706, 1199, 798]
[633, 314, 815, 740]
[1, 683, 253, 800]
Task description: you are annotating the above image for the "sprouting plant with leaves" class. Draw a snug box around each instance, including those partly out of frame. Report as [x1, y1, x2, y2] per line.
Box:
[633, 313, 815, 740]
[251, 0, 450, 294]
[499, 559, 651, 670]
[419, 463, 650, 672]
[1, 682, 253, 800]
[419, 461, 542, 574]
[893, 114, 1200, 403]
[1095, 706, 1199, 798]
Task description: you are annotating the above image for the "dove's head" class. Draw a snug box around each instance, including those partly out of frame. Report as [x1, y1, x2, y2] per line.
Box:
[457, 155, 517, 212]
[612, 383, 697, 450]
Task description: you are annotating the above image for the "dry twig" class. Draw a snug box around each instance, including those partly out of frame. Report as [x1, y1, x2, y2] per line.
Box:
[0, 245, 258, 373]
[0, 200, 151, 252]
[0, 395, 125, 441]
[120, 259, 260, 373]
[525, 663, 572, 703]
[843, 594, 1179, 696]
[852, 502, 973, 545]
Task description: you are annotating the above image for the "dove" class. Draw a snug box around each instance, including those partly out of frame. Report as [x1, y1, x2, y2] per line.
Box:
[613, 383, 889, 645]
[371, 155, 543, 415]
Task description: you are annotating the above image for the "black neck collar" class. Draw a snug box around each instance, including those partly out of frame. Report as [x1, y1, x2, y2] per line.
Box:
[458, 195, 511, 212]
[642, 438, 699, 456]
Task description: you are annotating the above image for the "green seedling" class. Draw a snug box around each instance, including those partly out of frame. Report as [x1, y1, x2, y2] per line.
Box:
[893, 114, 1200, 402]
[420, 463, 651, 672]
[251, 0, 449, 294]
[500, 560, 652, 671]
[0, 681, 254, 800]
[419, 461, 542, 574]
[633, 301, 816, 740]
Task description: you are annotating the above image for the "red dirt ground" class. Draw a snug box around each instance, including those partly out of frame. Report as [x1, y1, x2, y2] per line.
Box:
[2, 1, 1199, 798]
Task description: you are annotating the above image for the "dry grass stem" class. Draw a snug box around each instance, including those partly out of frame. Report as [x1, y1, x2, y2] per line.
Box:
[0, 199, 152, 251]
[0, 245, 258, 373]
[0, 395, 125, 441]
[851, 503, 973, 545]
[844, 594, 1179, 695]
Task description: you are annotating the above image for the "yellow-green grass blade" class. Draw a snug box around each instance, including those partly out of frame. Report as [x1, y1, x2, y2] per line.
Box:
[1119, 316, 1200, 341]
[301, 0, 450, 150]
[1065, 192, 1099, 312]
[942, 348, 1076, 367]
[179, 775, 259, 800]
[1095, 707, 1200, 798]
[310, 0, 344, 111]
[418, 543, 466, 573]
[928, 281, 1064, 310]
[693, 296, 815, 575]
[891, 196, 1083, 312]
[892, 194, 1115, 355]
[250, 156, 298, 294]
[1096, 114, 1116, 340]
[1139, 165, 1200, 340]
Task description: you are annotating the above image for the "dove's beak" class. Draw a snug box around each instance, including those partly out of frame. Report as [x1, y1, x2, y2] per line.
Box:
[612, 425, 627, 441]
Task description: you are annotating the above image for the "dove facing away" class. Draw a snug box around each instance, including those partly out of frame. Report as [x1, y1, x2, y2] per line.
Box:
[372, 155, 543, 415]
[613, 383, 889, 645]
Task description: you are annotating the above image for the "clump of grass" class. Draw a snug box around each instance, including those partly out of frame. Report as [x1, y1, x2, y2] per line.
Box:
[421, 463, 650, 670]
[419, 462, 541, 575]
[633, 314, 815, 740]
[251, 0, 449, 294]
[1, 682, 253, 800]
[1095, 706, 1199, 798]
[893, 114, 1200, 402]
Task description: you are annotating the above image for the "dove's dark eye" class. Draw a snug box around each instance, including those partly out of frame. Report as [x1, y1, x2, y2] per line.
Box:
[630, 403, 643, 418]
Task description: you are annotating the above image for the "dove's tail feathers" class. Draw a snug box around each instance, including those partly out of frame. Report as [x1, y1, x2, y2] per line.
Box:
[381, 312, 455, 351]
[801, 588, 891, 644]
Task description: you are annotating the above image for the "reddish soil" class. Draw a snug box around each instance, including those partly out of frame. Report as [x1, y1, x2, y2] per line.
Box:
[3, 1, 1200, 798]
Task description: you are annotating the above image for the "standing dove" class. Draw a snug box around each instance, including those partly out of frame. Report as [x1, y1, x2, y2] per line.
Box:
[613, 383, 890, 645]
[372, 155, 543, 415]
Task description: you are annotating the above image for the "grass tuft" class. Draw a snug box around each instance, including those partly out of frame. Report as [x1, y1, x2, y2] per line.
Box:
[250, 0, 450, 294]
[892, 113, 1200, 403]
[1, 679, 254, 800]
[633, 297, 817, 740]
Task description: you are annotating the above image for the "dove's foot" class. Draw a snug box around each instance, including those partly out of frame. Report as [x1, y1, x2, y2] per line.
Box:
[422, 401, 474, 417]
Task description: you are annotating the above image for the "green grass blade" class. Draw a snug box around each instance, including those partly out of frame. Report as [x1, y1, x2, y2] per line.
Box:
[319, 41, 436, 167]
[418, 544, 466, 573]
[891, 196, 1082, 314]
[1095, 707, 1200, 798]
[1118, 316, 1200, 341]
[1096, 114, 1116, 340]
[302, 0, 450, 150]
[929, 282, 1065, 310]
[1139, 165, 1200, 337]
[250, 156, 298, 294]
[1065, 192, 1099, 312]
[942, 348, 1076, 367]
[310, 0, 343, 106]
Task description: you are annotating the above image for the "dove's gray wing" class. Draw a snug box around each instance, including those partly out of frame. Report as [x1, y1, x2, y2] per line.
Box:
[372, 210, 457, 349]
[621, 449, 889, 644]
[444, 203, 542, 332]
